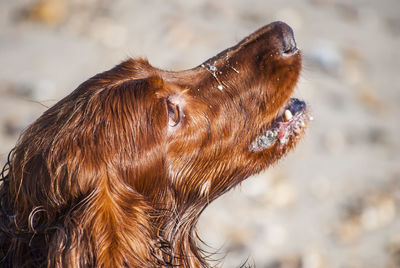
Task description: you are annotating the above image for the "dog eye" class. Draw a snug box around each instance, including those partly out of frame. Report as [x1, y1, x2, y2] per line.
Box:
[167, 100, 180, 127]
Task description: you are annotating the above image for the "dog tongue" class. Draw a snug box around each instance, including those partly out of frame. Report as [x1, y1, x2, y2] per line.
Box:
[277, 122, 290, 144]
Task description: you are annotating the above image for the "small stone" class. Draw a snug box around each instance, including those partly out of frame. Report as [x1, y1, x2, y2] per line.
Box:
[334, 216, 362, 243]
[88, 18, 127, 48]
[306, 41, 342, 76]
[265, 256, 302, 268]
[267, 180, 297, 208]
[266, 223, 288, 246]
[23, 0, 67, 26]
[335, 3, 359, 21]
[387, 17, 400, 37]
[387, 235, 400, 268]
[360, 195, 396, 231]
[321, 128, 345, 154]
[7, 77, 56, 100]
[3, 120, 23, 137]
[310, 176, 333, 201]
[302, 248, 326, 268]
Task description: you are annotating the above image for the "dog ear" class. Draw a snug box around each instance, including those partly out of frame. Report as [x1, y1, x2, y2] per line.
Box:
[70, 76, 171, 266]
[2, 75, 178, 266]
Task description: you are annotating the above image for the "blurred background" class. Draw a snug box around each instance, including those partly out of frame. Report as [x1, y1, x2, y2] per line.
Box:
[0, 0, 399, 267]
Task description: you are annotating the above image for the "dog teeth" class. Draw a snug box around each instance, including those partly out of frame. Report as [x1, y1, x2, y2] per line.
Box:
[284, 109, 293, 121]
[265, 129, 277, 138]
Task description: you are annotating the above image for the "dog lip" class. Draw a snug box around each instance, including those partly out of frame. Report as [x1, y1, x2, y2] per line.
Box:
[274, 98, 306, 124]
[287, 98, 306, 115]
[249, 98, 310, 152]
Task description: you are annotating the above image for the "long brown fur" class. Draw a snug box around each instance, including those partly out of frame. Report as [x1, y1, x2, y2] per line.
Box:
[0, 22, 305, 267]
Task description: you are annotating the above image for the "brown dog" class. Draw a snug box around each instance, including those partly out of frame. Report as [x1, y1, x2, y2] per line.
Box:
[0, 21, 310, 267]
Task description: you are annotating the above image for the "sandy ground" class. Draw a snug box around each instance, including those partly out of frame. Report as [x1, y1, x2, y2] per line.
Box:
[1, 0, 400, 267]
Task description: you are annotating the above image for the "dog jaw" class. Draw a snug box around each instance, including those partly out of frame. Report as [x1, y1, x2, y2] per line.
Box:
[158, 22, 307, 200]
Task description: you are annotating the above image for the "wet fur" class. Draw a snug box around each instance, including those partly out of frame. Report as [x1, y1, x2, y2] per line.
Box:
[0, 22, 302, 267]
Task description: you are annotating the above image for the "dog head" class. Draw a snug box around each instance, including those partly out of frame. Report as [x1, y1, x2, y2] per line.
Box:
[0, 21, 309, 267]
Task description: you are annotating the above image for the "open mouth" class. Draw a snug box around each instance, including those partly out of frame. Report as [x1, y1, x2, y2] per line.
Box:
[250, 98, 312, 152]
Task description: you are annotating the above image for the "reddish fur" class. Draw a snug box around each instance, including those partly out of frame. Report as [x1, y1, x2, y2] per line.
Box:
[0, 22, 304, 267]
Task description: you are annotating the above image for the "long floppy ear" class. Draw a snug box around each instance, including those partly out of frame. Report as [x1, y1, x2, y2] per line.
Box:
[75, 76, 171, 267]
[0, 74, 172, 267]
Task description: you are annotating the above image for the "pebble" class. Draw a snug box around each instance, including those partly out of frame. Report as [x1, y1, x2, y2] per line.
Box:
[166, 21, 196, 49]
[265, 256, 302, 268]
[22, 0, 67, 26]
[266, 180, 297, 208]
[244, 173, 297, 208]
[302, 248, 326, 268]
[306, 41, 342, 76]
[321, 128, 345, 154]
[387, 235, 400, 268]
[88, 18, 127, 48]
[341, 47, 383, 111]
[360, 195, 396, 231]
[335, 3, 359, 22]
[3, 119, 24, 137]
[334, 216, 362, 243]
[7, 77, 56, 100]
[310, 175, 333, 201]
[242, 175, 269, 199]
[386, 17, 400, 37]
[266, 223, 288, 247]
[335, 190, 397, 243]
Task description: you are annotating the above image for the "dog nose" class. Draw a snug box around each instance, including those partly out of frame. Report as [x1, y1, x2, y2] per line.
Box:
[270, 21, 298, 55]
